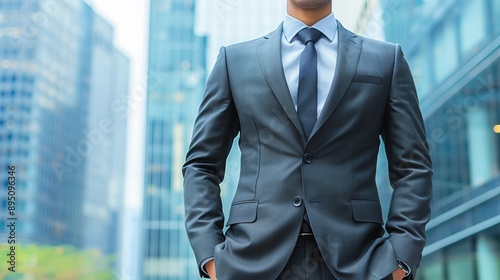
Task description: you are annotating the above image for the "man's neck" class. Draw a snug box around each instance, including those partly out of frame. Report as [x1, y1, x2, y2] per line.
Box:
[287, 2, 332, 26]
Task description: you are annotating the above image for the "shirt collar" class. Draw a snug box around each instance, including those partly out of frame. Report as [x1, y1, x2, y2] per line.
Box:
[283, 12, 337, 43]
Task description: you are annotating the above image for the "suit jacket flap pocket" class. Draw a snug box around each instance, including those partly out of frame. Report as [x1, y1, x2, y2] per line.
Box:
[351, 200, 383, 224]
[226, 201, 258, 226]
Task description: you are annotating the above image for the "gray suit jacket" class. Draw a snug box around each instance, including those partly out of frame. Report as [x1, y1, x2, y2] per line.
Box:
[183, 21, 432, 280]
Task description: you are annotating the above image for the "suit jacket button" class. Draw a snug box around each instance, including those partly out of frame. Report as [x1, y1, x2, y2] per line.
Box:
[293, 196, 302, 207]
[303, 153, 312, 164]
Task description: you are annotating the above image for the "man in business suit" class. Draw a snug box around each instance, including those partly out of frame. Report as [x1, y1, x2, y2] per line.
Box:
[183, 0, 432, 279]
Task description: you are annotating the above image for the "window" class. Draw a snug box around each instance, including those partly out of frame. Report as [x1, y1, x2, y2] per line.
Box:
[459, 0, 486, 58]
[418, 251, 445, 280]
[409, 46, 431, 99]
[433, 17, 459, 83]
[446, 239, 475, 280]
[493, 0, 500, 35]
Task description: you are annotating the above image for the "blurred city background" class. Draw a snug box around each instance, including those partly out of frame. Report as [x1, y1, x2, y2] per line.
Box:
[0, 0, 499, 279]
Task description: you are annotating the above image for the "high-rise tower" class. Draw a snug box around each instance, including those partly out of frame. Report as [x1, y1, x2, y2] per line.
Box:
[141, 0, 206, 279]
[0, 0, 129, 265]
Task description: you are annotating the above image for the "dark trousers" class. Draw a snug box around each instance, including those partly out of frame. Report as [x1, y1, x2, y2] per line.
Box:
[278, 235, 337, 280]
[277, 235, 394, 280]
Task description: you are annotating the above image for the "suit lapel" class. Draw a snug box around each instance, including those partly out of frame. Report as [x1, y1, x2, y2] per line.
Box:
[311, 22, 362, 138]
[257, 24, 305, 140]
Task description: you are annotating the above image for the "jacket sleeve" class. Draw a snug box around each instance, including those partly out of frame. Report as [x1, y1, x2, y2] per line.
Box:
[381, 44, 433, 279]
[182, 46, 239, 278]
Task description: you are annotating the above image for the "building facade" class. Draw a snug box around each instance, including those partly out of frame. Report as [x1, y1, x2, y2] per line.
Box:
[377, 0, 500, 279]
[0, 0, 128, 266]
[141, 0, 206, 279]
[81, 6, 130, 257]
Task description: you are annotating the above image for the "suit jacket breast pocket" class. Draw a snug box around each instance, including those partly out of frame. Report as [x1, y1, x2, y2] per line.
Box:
[226, 201, 258, 226]
[351, 74, 384, 85]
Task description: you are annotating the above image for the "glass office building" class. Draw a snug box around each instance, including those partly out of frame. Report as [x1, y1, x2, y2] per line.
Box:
[376, 0, 500, 279]
[80, 7, 130, 257]
[81, 7, 130, 258]
[141, 0, 206, 279]
[0, 0, 128, 263]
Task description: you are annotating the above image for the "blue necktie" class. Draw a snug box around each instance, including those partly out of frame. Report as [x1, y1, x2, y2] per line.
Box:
[296, 28, 322, 139]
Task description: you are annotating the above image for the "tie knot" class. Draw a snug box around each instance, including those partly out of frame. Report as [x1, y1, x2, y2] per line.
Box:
[296, 28, 323, 45]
